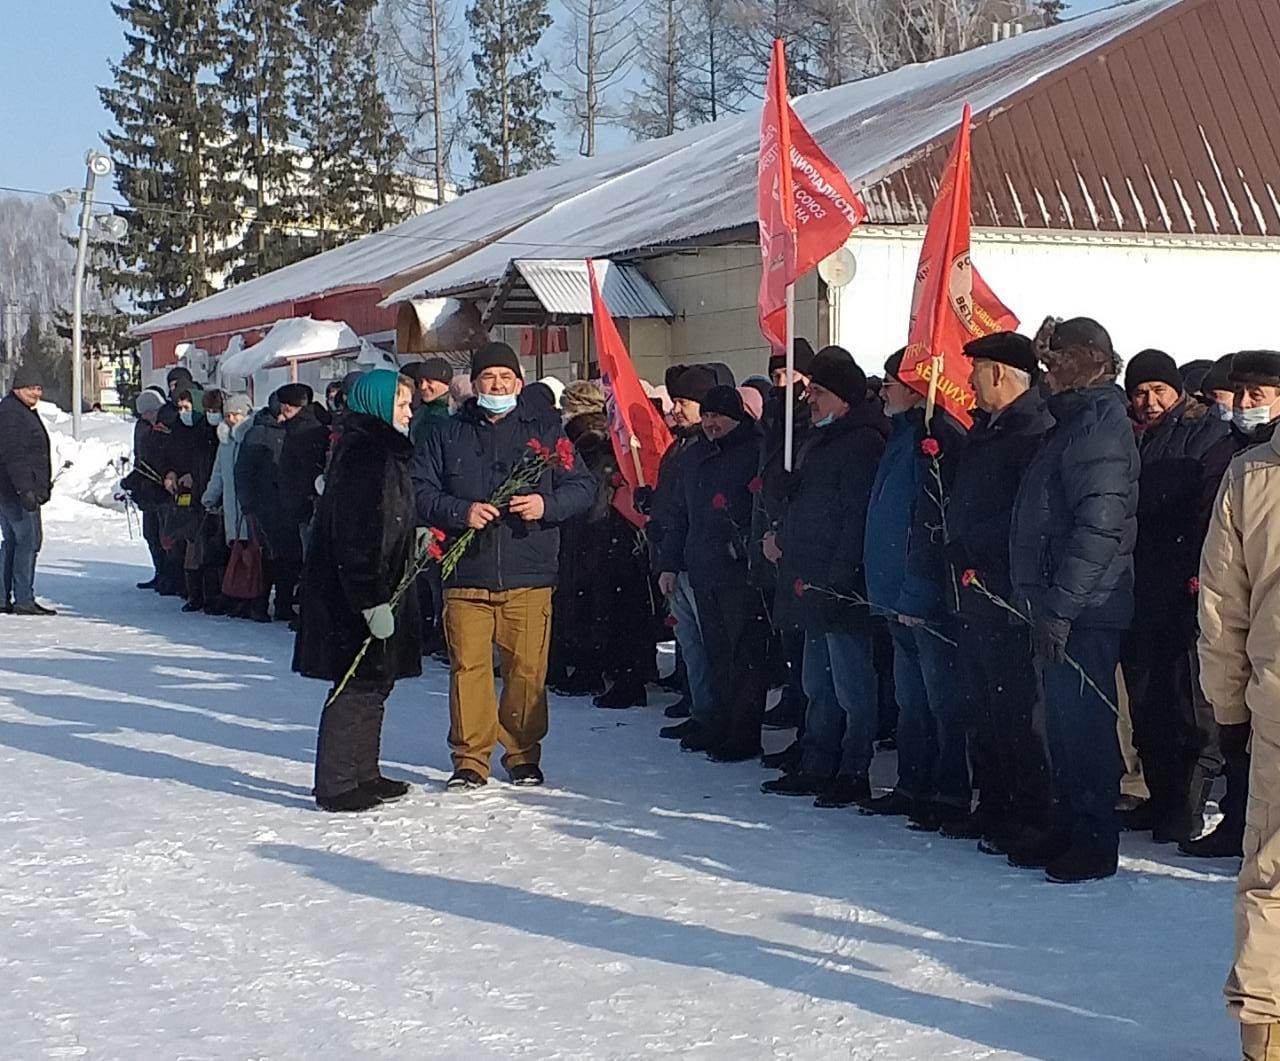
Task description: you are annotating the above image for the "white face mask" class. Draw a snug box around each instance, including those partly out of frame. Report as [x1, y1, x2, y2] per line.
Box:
[1233, 406, 1275, 432]
[216, 422, 231, 443]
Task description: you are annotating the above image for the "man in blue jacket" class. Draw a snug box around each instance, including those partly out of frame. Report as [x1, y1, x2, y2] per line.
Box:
[1008, 317, 1140, 883]
[414, 342, 596, 790]
[860, 350, 969, 830]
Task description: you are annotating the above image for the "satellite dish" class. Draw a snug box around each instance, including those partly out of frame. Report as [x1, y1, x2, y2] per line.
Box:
[818, 247, 857, 287]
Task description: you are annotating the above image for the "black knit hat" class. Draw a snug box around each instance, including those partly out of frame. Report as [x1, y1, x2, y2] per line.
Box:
[470, 341, 522, 380]
[1179, 359, 1214, 394]
[10, 364, 42, 390]
[884, 347, 908, 383]
[403, 357, 453, 386]
[1228, 350, 1280, 388]
[1124, 349, 1183, 396]
[1200, 354, 1236, 394]
[700, 384, 748, 422]
[167, 366, 194, 386]
[669, 365, 717, 403]
[808, 346, 867, 405]
[963, 331, 1039, 378]
[276, 383, 312, 408]
[768, 337, 816, 377]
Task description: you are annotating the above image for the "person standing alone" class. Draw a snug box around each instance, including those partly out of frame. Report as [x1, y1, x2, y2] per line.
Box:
[0, 365, 54, 616]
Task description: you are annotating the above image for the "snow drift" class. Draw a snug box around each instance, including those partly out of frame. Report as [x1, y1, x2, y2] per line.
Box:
[37, 403, 135, 511]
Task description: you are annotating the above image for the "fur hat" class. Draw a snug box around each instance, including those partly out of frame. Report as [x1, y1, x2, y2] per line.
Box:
[561, 380, 606, 420]
[470, 341, 522, 380]
[1124, 349, 1183, 396]
[276, 383, 312, 408]
[668, 365, 717, 403]
[1035, 316, 1120, 390]
[1228, 350, 1280, 388]
[808, 346, 868, 405]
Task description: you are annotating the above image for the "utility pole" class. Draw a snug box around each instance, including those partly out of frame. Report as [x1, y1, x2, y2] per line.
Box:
[1, 299, 17, 395]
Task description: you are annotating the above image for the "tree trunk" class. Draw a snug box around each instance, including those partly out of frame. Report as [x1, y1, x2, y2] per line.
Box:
[499, 0, 510, 179]
[430, 0, 446, 204]
[585, 0, 597, 155]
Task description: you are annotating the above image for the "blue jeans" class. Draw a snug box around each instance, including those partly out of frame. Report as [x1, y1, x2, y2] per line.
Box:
[800, 630, 877, 778]
[1042, 627, 1123, 857]
[670, 572, 717, 727]
[890, 621, 970, 807]
[0, 500, 42, 606]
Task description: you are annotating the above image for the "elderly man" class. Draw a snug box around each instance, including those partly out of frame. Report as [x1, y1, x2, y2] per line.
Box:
[414, 342, 595, 790]
[0, 366, 54, 616]
[944, 332, 1055, 853]
[1007, 318, 1139, 883]
[1199, 366, 1280, 1060]
[1119, 349, 1233, 844]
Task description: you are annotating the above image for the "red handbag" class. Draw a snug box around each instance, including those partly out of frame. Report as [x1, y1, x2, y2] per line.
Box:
[222, 522, 264, 600]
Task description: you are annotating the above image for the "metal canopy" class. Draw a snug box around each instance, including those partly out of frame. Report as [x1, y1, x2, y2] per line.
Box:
[483, 259, 673, 328]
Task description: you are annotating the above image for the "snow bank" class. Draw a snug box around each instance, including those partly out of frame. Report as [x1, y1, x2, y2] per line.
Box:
[37, 402, 134, 511]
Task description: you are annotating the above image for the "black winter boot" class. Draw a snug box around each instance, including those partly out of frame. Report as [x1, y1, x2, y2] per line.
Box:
[594, 679, 647, 710]
[660, 719, 701, 741]
[664, 697, 693, 719]
[360, 776, 411, 801]
[317, 788, 383, 812]
[814, 773, 871, 809]
[859, 789, 914, 818]
[761, 741, 802, 772]
[1045, 846, 1118, 883]
[761, 772, 828, 797]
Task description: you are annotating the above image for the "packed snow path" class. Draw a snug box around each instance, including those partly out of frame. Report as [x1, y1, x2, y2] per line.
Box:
[2, 502, 1237, 1059]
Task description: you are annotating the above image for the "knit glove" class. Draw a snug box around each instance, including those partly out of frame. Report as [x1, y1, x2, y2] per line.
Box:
[1032, 613, 1071, 665]
[361, 603, 395, 640]
[19, 491, 38, 512]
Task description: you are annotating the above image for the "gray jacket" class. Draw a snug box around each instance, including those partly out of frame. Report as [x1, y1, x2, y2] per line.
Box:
[201, 416, 254, 543]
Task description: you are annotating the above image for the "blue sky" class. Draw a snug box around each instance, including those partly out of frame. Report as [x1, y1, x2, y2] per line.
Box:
[1, 0, 1113, 200]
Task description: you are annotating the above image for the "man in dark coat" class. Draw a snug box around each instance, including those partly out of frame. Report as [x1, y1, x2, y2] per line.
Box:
[404, 357, 454, 449]
[859, 350, 969, 831]
[1007, 317, 1140, 883]
[414, 342, 596, 790]
[658, 386, 769, 761]
[760, 348, 887, 806]
[1120, 349, 1233, 844]
[0, 365, 54, 615]
[294, 370, 421, 812]
[235, 395, 288, 621]
[945, 332, 1055, 853]
[125, 388, 171, 591]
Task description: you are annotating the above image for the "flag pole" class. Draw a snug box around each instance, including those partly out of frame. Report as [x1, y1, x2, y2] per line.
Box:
[629, 437, 646, 487]
[924, 354, 941, 424]
[783, 282, 796, 472]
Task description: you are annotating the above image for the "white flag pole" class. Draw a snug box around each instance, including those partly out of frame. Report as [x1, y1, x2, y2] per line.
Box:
[783, 282, 796, 472]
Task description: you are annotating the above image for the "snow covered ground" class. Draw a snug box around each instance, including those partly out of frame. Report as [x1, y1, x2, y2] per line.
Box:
[1, 505, 1240, 1059]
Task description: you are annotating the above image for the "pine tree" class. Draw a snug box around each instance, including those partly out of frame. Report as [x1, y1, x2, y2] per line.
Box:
[99, 0, 241, 314]
[466, 0, 556, 185]
[220, 0, 301, 283]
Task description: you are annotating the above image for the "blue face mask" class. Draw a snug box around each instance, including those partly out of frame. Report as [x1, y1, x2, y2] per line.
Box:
[1212, 402, 1233, 422]
[1234, 405, 1274, 433]
[206, 412, 223, 426]
[477, 393, 518, 416]
[179, 410, 195, 427]
[813, 412, 836, 428]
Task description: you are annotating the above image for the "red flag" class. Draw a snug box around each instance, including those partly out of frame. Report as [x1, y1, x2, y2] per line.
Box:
[900, 104, 1017, 429]
[587, 259, 673, 527]
[757, 40, 867, 350]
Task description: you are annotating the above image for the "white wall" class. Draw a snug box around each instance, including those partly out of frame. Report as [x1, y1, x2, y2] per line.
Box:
[833, 228, 1280, 375]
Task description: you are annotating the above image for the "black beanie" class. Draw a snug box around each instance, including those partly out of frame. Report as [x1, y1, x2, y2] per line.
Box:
[167, 366, 194, 386]
[669, 365, 716, 403]
[10, 364, 42, 390]
[276, 383, 312, 408]
[470, 341, 522, 380]
[700, 384, 748, 422]
[963, 331, 1039, 378]
[768, 337, 816, 377]
[1179, 359, 1214, 395]
[884, 347, 908, 383]
[1200, 354, 1236, 394]
[1124, 349, 1183, 396]
[1228, 350, 1280, 388]
[808, 346, 867, 405]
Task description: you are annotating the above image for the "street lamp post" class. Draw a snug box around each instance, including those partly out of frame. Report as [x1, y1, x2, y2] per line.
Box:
[69, 151, 116, 441]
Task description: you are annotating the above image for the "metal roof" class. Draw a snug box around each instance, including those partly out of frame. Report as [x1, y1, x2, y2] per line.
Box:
[484, 260, 672, 326]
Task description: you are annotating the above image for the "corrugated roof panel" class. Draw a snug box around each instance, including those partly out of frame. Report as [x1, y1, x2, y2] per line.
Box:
[514, 259, 672, 318]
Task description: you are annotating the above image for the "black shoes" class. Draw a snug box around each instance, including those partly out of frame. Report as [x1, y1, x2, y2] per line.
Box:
[761, 698, 802, 730]
[508, 764, 545, 787]
[664, 697, 693, 719]
[1178, 823, 1244, 859]
[1045, 847, 1118, 884]
[660, 719, 700, 740]
[908, 801, 969, 833]
[136, 578, 157, 590]
[447, 769, 488, 791]
[12, 601, 56, 616]
[761, 741, 802, 772]
[1116, 799, 1156, 832]
[706, 743, 762, 764]
[939, 806, 996, 840]
[550, 670, 605, 697]
[814, 773, 871, 809]
[593, 681, 647, 710]
[859, 789, 914, 818]
[274, 607, 297, 623]
[360, 776, 411, 801]
[680, 728, 718, 754]
[317, 787, 383, 812]
[761, 771, 827, 797]
[181, 599, 204, 613]
[1005, 831, 1068, 870]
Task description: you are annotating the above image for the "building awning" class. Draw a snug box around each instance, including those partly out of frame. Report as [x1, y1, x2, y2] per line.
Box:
[395, 297, 488, 354]
[483, 259, 673, 327]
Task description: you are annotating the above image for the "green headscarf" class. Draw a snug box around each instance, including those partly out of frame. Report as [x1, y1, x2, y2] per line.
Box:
[345, 370, 403, 427]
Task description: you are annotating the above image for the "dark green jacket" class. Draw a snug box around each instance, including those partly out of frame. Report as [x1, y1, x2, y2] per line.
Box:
[409, 395, 451, 450]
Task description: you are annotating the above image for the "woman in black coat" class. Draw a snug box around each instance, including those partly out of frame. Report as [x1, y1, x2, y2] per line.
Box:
[293, 371, 422, 812]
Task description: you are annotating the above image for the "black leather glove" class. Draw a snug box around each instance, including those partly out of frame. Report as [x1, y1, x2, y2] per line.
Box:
[19, 491, 39, 513]
[633, 485, 654, 515]
[1032, 613, 1071, 665]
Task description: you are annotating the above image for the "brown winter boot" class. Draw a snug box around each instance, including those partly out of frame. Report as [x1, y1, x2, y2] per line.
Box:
[1242, 1022, 1280, 1061]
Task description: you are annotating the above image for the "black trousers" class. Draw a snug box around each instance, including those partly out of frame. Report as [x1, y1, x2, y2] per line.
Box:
[142, 509, 165, 580]
[955, 617, 1051, 829]
[873, 619, 898, 741]
[1122, 631, 1224, 820]
[417, 565, 445, 652]
[693, 581, 771, 752]
[315, 679, 392, 798]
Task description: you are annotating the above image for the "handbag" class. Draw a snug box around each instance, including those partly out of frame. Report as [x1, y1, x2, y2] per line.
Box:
[222, 518, 264, 599]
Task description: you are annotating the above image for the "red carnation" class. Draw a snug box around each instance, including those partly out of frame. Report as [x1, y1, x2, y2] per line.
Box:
[609, 472, 624, 489]
[1188, 576, 1200, 594]
[430, 527, 447, 542]
[556, 436, 576, 470]
[961, 568, 978, 588]
[527, 438, 549, 457]
[793, 578, 806, 599]
[663, 614, 679, 629]
[747, 476, 764, 495]
[427, 541, 444, 561]
[920, 437, 941, 458]
[711, 492, 728, 510]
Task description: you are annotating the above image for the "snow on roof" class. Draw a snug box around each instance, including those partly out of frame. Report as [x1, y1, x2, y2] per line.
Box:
[136, 0, 1181, 335]
[216, 317, 360, 380]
